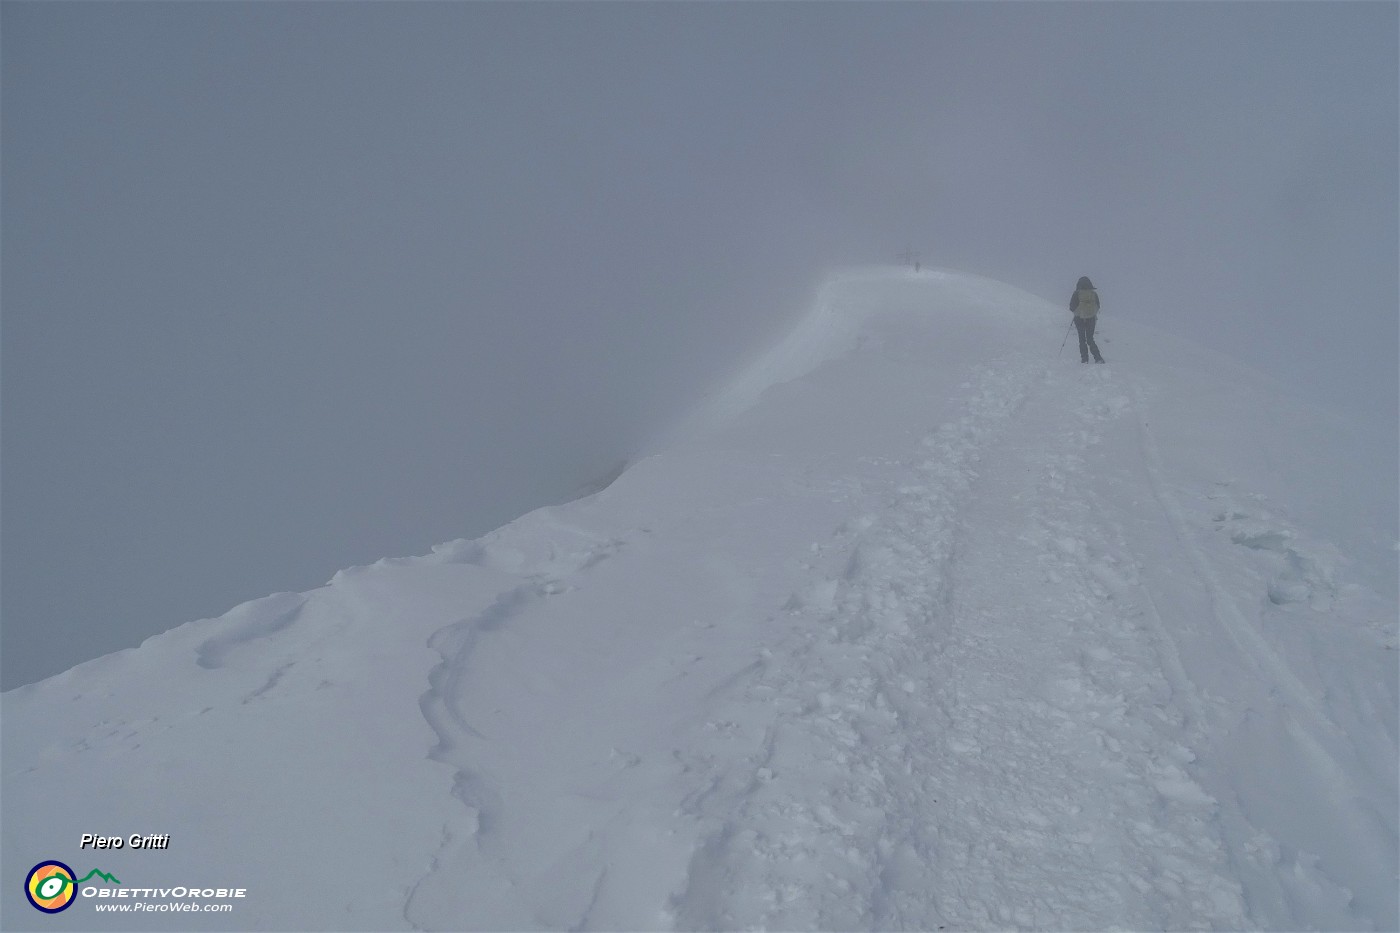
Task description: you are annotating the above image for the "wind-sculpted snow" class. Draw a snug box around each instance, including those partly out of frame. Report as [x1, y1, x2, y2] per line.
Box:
[2, 268, 1394, 931]
[194, 592, 307, 669]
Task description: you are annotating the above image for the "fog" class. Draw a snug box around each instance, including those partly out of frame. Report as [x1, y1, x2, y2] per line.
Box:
[4, 3, 1395, 689]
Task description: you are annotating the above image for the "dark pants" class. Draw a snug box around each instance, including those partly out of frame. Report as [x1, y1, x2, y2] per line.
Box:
[1075, 316, 1103, 363]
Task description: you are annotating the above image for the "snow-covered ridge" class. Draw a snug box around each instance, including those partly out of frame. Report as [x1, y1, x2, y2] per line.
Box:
[3, 268, 1394, 931]
[660, 266, 1056, 447]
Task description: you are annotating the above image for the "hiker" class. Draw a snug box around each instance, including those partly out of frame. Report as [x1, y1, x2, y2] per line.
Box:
[1070, 276, 1104, 363]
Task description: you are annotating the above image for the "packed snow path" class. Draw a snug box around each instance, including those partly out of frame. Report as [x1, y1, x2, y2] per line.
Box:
[3, 269, 1394, 931]
[665, 363, 1253, 931]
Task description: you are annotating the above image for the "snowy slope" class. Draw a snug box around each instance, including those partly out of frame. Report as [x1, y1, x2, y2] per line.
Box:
[3, 269, 1395, 931]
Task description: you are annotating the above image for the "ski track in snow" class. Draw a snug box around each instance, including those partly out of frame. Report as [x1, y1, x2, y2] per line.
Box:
[1127, 385, 1399, 927]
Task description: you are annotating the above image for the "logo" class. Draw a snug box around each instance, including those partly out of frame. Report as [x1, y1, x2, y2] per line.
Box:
[24, 861, 120, 913]
[25, 861, 77, 914]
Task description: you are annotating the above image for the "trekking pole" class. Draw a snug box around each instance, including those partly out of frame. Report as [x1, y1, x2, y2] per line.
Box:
[1058, 320, 1074, 358]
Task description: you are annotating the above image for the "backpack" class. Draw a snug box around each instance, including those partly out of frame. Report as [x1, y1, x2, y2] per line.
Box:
[1073, 287, 1100, 319]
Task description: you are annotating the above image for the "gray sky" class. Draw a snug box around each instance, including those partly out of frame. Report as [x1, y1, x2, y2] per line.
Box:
[4, 2, 1396, 690]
